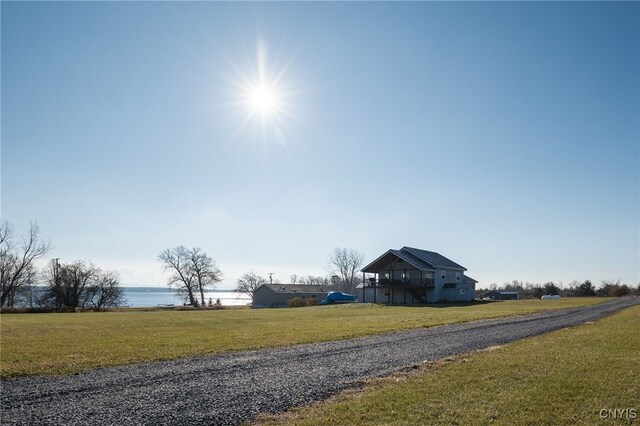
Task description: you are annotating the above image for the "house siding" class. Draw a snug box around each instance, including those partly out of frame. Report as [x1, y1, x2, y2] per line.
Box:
[440, 281, 475, 302]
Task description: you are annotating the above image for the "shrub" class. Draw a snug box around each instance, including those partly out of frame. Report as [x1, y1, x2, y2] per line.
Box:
[0, 307, 73, 314]
[609, 285, 631, 297]
[287, 297, 319, 307]
[288, 297, 305, 308]
[174, 305, 197, 311]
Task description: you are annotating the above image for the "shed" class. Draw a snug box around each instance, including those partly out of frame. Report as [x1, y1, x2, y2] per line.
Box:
[252, 284, 330, 308]
[480, 290, 520, 300]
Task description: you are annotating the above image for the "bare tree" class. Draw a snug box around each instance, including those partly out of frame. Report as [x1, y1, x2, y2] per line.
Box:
[235, 272, 267, 299]
[86, 270, 125, 310]
[42, 261, 125, 310]
[328, 247, 364, 294]
[159, 246, 222, 307]
[43, 260, 97, 310]
[0, 221, 51, 307]
[290, 274, 298, 284]
[298, 275, 331, 286]
[189, 247, 222, 306]
[159, 246, 197, 306]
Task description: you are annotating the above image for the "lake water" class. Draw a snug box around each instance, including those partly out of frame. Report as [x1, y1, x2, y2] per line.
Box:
[123, 287, 251, 307]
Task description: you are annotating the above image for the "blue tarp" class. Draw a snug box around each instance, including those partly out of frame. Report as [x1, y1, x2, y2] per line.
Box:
[320, 291, 358, 305]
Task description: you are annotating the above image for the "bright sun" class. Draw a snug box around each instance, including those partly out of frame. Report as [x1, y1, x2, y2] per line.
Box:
[229, 40, 297, 145]
[249, 84, 278, 115]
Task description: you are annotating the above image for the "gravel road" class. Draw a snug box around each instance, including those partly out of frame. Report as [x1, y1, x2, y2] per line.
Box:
[2, 297, 638, 425]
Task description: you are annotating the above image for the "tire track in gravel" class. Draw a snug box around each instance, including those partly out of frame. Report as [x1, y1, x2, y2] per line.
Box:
[2, 297, 638, 425]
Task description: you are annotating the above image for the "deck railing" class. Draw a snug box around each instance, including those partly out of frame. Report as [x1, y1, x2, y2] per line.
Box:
[373, 278, 435, 288]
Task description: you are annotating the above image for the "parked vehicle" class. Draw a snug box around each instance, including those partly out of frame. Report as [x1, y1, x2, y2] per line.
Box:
[320, 291, 358, 305]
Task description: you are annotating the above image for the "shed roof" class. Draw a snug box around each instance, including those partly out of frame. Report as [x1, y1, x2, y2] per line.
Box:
[259, 284, 328, 294]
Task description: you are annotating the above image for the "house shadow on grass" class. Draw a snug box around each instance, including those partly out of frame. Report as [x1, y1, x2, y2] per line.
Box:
[379, 300, 499, 308]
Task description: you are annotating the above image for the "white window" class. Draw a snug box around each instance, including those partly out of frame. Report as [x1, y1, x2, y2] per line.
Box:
[456, 272, 461, 281]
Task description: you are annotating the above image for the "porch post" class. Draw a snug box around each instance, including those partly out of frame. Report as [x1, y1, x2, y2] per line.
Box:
[389, 252, 393, 305]
[388, 268, 391, 305]
[403, 269, 407, 304]
[391, 269, 395, 305]
[362, 272, 365, 303]
[374, 273, 377, 303]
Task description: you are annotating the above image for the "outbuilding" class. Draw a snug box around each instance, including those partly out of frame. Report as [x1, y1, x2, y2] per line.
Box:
[480, 290, 520, 300]
[252, 284, 330, 308]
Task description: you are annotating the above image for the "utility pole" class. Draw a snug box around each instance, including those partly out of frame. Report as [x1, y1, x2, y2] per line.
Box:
[268, 272, 274, 284]
[53, 258, 60, 286]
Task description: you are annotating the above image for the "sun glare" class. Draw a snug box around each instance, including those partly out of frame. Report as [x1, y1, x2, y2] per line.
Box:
[225, 39, 298, 146]
[248, 83, 278, 115]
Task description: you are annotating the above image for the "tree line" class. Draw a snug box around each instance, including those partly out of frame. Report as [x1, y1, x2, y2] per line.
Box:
[477, 279, 640, 299]
[0, 221, 125, 311]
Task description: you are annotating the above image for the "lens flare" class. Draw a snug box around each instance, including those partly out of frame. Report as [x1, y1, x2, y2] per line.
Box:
[222, 39, 299, 146]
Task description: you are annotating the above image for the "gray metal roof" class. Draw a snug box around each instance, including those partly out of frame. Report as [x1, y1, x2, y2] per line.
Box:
[401, 247, 466, 271]
[361, 246, 467, 273]
[463, 274, 477, 283]
[389, 249, 434, 270]
[260, 284, 328, 294]
[361, 249, 432, 272]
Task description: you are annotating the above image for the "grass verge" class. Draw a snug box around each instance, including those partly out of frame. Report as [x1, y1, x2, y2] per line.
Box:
[258, 305, 640, 425]
[0, 298, 609, 378]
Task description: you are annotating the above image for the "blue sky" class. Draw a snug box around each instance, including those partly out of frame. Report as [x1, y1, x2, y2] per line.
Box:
[2, 2, 638, 288]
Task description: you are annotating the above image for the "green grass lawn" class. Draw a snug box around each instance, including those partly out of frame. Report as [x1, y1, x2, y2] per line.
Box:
[0, 298, 609, 378]
[260, 304, 639, 426]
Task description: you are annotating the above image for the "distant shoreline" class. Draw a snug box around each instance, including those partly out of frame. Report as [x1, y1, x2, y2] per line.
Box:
[122, 286, 238, 292]
[123, 287, 250, 307]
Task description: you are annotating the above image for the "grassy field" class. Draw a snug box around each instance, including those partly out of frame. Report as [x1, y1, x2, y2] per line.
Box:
[261, 305, 640, 426]
[0, 298, 609, 378]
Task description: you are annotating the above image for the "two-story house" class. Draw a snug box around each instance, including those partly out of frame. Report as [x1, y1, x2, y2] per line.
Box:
[357, 246, 477, 303]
